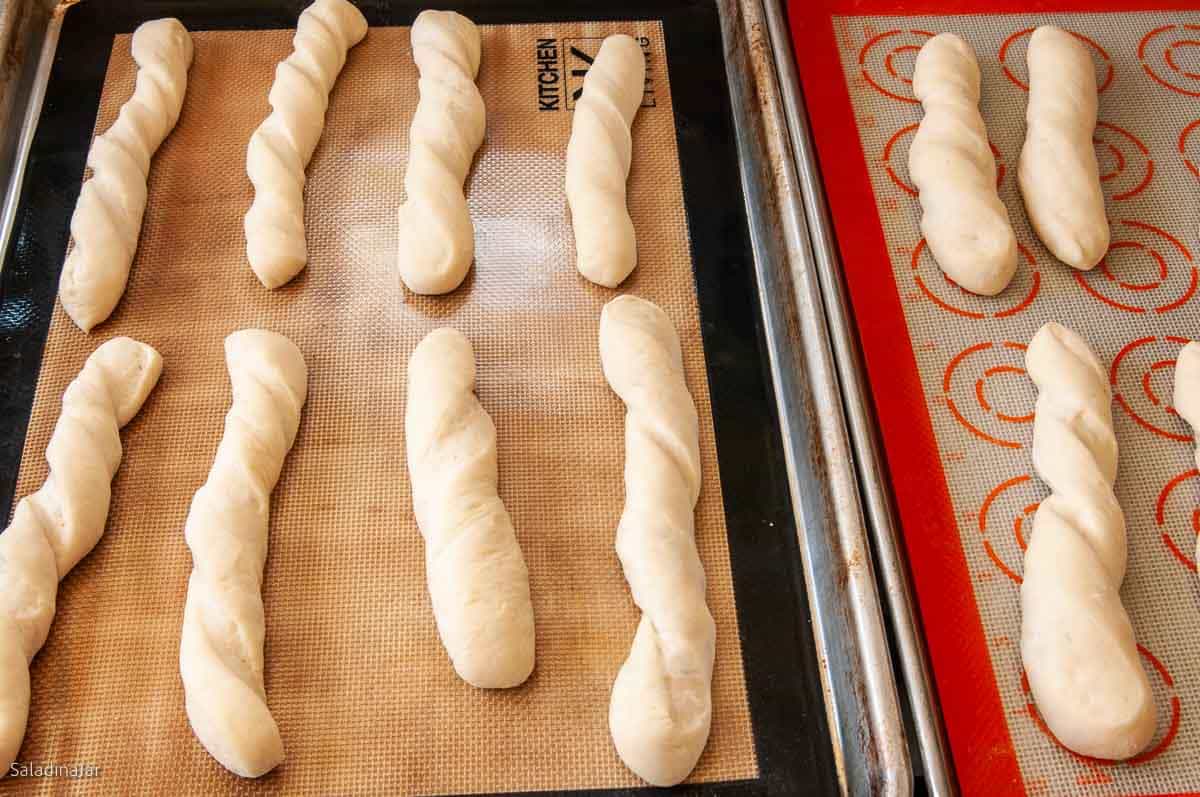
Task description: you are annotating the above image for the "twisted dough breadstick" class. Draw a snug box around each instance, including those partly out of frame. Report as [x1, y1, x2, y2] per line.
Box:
[566, 35, 645, 289]
[600, 296, 714, 786]
[0, 338, 162, 774]
[180, 330, 307, 777]
[1023, 322, 1154, 760]
[58, 19, 192, 332]
[405, 328, 534, 687]
[1173, 342, 1200, 566]
[1018, 26, 1109, 269]
[909, 33, 1017, 296]
[396, 11, 485, 295]
[244, 0, 367, 289]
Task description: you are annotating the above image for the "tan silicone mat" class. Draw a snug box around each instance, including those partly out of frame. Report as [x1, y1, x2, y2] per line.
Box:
[5, 20, 756, 794]
[836, 10, 1200, 795]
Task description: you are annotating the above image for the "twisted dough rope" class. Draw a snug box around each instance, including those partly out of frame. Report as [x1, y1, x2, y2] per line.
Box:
[566, 35, 645, 289]
[0, 338, 162, 774]
[909, 33, 1017, 296]
[600, 296, 714, 786]
[405, 328, 534, 688]
[180, 330, 307, 778]
[1022, 322, 1154, 760]
[58, 19, 192, 332]
[244, 0, 367, 289]
[397, 11, 485, 295]
[1018, 25, 1109, 269]
[1173, 342, 1200, 567]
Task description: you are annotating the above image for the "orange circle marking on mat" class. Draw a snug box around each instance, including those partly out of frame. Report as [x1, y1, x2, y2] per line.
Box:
[1156, 469, 1200, 572]
[1180, 119, 1200, 179]
[1140, 24, 1200, 97]
[978, 474, 1038, 584]
[858, 29, 932, 104]
[943, 341, 1030, 449]
[1075, 220, 1196, 315]
[1111, 335, 1194, 442]
[1093, 122, 1154, 200]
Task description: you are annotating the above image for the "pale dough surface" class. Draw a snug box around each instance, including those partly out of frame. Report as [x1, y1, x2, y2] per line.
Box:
[1018, 25, 1109, 270]
[0, 337, 161, 774]
[566, 35, 645, 289]
[396, 11, 485, 295]
[1173, 342, 1200, 568]
[600, 295, 714, 786]
[58, 19, 192, 332]
[180, 330, 307, 778]
[405, 328, 535, 688]
[909, 33, 1016, 296]
[244, 0, 367, 289]
[1022, 321, 1154, 760]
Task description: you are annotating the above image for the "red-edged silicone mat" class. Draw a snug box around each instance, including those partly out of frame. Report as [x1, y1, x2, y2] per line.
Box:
[787, 1, 1200, 795]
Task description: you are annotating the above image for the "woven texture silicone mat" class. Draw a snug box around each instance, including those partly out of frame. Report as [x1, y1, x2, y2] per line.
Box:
[830, 9, 1200, 796]
[3, 20, 758, 794]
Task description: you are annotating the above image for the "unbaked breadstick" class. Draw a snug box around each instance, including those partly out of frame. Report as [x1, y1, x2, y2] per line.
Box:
[397, 11, 485, 295]
[58, 19, 192, 332]
[1173, 342, 1200, 566]
[0, 338, 162, 774]
[405, 328, 534, 687]
[244, 0, 367, 289]
[1018, 26, 1109, 269]
[909, 33, 1017, 296]
[180, 330, 307, 778]
[566, 35, 645, 288]
[600, 295, 714, 786]
[1022, 322, 1154, 760]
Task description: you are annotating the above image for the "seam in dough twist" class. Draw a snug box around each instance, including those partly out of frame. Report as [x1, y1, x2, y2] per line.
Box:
[180, 330, 307, 778]
[1022, 322, 1154, 760]
[58, 19, 192, 332]
[566, 35, 645, 289]
[1173, 342, 1200, 567]
[397, 11, 485, 295]
[1018, 25, 1109, 269]
[600, 295, 714, 787]
[244, 0, 367, 289]
[909, 33, 1017, 296]
[405, 328, 535, 688]
[0, 337, 162, 774]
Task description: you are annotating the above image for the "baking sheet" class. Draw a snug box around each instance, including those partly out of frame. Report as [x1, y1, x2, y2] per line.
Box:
[814, 8, 1200, 796]
[4, 18, 763, 796]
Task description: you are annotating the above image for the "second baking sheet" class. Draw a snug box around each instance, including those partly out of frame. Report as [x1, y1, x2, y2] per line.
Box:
[797, 5, 1200, 795]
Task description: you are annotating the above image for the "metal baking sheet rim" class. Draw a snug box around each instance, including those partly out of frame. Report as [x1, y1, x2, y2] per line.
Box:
[0, 0, 911, 793]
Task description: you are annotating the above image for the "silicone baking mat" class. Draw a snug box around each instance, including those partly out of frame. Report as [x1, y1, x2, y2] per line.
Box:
[0, 0, 838, 793]
[789, 0, 1200, 794]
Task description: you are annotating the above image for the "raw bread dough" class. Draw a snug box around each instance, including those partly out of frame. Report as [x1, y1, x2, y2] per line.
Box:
[1173, 342, 1200, 566]
[1018, 25, 1109, 269]
[1022, 322, 1154, 760]
[58, 19, 192, 332]
[909, 33, 1017, 296]
[396, 11, 485, 295]
[405, 328, 534, 687]
[180, 330, 307, 778]
[566, 35, 645, 288]
[0, 338, 162, 774]
[600, 295, 714, 786]
[244, 0, 367, 289]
